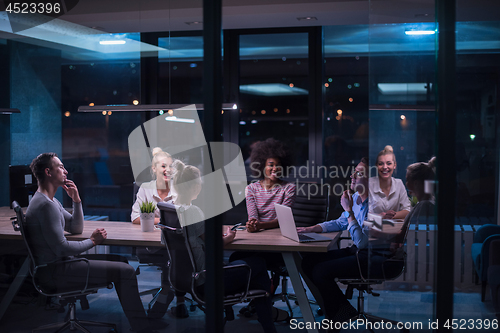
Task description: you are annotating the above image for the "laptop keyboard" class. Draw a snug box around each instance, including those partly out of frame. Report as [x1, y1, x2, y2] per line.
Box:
[298, 234, 314, 241]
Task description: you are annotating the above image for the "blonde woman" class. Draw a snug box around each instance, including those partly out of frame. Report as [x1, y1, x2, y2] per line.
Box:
[169, 160, 277, 333]
[131, 148, 188, 319]
[368, 145, 411, 220]
[131, 147, 175, 224]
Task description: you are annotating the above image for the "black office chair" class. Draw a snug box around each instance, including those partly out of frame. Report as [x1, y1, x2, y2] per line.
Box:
[270, 182, 331, 317]
[157, 202, 269, 325]
[12, 201, 116, 333]
[335, 222, 410, 333]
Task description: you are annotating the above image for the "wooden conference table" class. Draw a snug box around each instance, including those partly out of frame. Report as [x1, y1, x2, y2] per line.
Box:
[0, 206, 340, 333]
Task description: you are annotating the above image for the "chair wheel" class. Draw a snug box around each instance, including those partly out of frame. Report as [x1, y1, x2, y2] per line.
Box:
[190, 304, 197, 312]
[316, 308, 323, 316]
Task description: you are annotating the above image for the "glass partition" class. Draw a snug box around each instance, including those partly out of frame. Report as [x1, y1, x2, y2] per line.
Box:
[367, 2, 437, 329]
[239, 32, 309, 170]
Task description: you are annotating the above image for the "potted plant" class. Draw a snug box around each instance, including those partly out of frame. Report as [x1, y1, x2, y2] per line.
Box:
[139, 201, 156, 232]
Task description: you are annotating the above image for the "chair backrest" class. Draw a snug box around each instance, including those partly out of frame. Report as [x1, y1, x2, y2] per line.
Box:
[292, 182, 330, 227]
[12, 201, 49, 294]
[132, 182, 140, 204]
[157, 202, 202, 301]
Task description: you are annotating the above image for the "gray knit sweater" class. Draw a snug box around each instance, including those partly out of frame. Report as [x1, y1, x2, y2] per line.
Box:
[25, 191, 93, 265]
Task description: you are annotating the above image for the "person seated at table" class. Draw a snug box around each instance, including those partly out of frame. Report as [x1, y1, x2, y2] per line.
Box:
[296, 157, 370, 328]
[25, 153, 167, 333]
[131, 147, 188, 319]
[369, 145, 411, 220]
[170, 160, 278, 333]
[229, 138, 295, 321]
[245, 138, 296, 232]
[403, 156, 436, 227]
[297, 157, 435, 332]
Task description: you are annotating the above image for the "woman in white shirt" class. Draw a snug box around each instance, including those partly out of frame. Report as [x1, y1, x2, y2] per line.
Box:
[131, 147, 175, 224]
[130, 147, 189, 319]
[369, 145, 411, 220]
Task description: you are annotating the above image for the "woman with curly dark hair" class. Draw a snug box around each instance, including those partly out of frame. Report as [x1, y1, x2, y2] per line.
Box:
[246, 138, 296, 232]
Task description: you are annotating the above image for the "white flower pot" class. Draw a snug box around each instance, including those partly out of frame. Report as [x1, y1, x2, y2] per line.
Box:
[140, 212, 155, 232]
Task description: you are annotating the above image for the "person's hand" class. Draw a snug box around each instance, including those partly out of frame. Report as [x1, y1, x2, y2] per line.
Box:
[382, 210, 396, 219]
[224, 226, 236, 240]
[297, 225, 322, 234]
[340, 190, 353, 212]
[297, 226, 313, 233]
[223, 226, 236, 246]
[90, 228, 107, 246]
[246, 219, 260, 233]
[62, 180, 81, 203]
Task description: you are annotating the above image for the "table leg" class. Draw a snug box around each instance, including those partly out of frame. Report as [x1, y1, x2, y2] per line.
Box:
[282, 252, 319, 333]
[0, 257, 30, 322]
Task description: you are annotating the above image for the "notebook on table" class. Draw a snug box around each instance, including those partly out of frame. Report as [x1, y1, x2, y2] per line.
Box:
[274, 203, 332, 243]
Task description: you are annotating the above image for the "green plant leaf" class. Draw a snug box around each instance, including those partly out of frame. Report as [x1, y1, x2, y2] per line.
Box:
[139, 200, 157, 213]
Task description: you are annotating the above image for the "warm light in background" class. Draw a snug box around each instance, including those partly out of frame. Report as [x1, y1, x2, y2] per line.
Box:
[337, 109, 343, 115]
[324, 83, 329, 87]
[102, 111, 107, 116]
[286, 109, 291, 114]
[261, 110, 266, 114]
[132, 100, 139, 105]
[221, 110, 224, 114]
[274, 108, 278, 112]
[289, 83, 294, 88]
[89, 103, 94, 106]
[107, 111, 112, 115]
[64, 111, 70, 117]
[349, 98, 353, 102]
[251, 110, 256, 115]
[400, 115, 406, 120]
[168, 109, 174, 115]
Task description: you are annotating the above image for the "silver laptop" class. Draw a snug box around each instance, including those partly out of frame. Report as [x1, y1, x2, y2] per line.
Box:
[274, 203, 332, 243]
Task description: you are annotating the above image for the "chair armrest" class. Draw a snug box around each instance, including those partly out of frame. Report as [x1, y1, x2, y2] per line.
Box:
[33, 257, 93, 296]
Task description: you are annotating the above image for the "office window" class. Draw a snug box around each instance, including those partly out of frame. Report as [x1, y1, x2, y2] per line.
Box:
[61, 33, 143, 219]
[158, 35, 204, 105]
[239, 33, 309, 169]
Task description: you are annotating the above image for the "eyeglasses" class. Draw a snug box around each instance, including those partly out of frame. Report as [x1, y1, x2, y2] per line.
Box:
[351, 171, 365, 178]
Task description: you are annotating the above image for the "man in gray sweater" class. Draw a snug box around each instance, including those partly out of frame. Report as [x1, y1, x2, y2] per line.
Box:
[25, 152, 166, 332]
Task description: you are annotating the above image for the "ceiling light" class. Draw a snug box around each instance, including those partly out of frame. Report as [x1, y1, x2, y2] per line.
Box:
[99, 40, 126, 45]
[78, 103, 238, 112]
[405, 30, 435, 35]
[165, 116, 195, 124]
[0, 108, 20, 114]
[377, 83, 432, 95]
[297, 17, 317, 21]
[239, 83, 308, 96]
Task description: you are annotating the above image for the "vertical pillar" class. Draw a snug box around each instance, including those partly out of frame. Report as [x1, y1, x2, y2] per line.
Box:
[435, 0, 456, 327]
[203, 0, 224, 332]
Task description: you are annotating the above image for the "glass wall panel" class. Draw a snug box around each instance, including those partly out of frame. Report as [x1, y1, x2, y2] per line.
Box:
[454, 1, 500, 326]
[158, 35, 203, 105]
[324, 24, 369, 219]
[367, 2, 437, 330]
[239, 33, 309, 171]
[61, 35, 142, 219]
